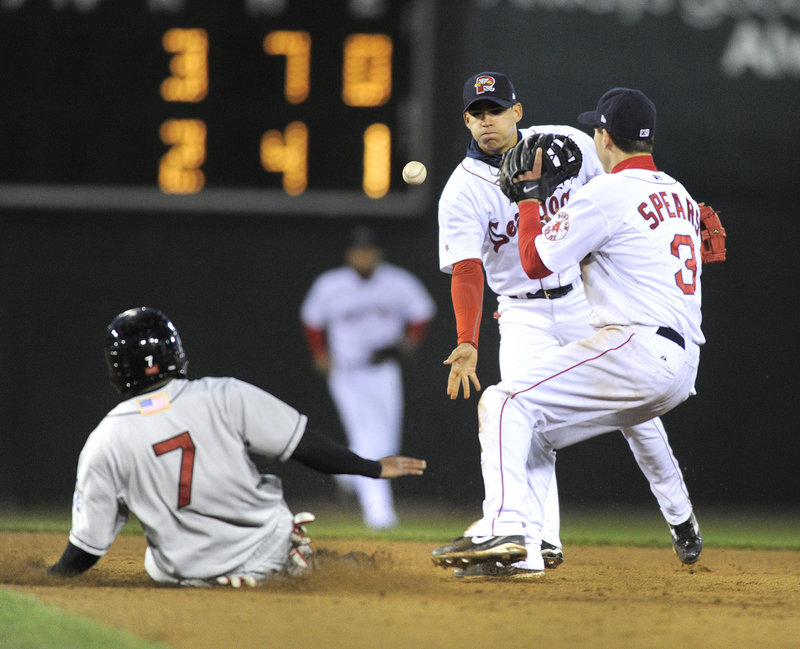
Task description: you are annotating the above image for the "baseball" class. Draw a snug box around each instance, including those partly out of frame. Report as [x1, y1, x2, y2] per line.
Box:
[402, 161, 427, 185]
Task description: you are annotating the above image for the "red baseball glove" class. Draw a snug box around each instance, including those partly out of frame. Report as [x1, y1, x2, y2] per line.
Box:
[699, 202, 726, 263]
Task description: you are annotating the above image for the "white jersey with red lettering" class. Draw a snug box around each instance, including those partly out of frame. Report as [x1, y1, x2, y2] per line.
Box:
[470, 162, 704, 549]
[300, 262, 435, 370]
[438, 129, 698, 568]
[439, 124, 604, 296]
[68, 376, 306, 581]
[537, 167, 704, 345]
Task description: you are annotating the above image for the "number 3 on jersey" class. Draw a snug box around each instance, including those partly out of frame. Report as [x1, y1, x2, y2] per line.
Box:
[153, 432, 196, 508]
[671, 234, 697, 295]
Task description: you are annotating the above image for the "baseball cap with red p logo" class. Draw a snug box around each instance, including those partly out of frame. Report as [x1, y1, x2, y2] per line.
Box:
[462, 71, 517, 113]
[578, 87, 656, 140]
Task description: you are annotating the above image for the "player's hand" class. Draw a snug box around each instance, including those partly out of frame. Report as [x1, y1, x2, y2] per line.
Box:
[443, 342, 481, 400]
[312, 353, 330, 376]
[378, 456, 427, 478]
[514, 147, 543, 200]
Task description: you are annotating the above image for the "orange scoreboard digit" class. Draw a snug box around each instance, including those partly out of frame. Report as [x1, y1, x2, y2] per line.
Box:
[0, 1, 434, 216]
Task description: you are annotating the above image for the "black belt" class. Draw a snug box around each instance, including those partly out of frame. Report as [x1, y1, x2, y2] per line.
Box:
[508, 283, 574, 300]
[656, 326, 685, 349]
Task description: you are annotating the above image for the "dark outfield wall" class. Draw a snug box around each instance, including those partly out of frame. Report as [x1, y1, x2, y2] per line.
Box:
[1, 201, 797, 511]
[1, 1, 798, 511]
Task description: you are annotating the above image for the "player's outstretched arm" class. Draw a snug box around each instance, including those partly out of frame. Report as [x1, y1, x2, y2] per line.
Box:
[378, 456, 427, 478]
[443, 342, 481, 400]
[291, 427, 426, 479]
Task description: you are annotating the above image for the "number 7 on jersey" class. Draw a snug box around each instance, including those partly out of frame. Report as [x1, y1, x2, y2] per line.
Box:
[152, 431, 196, 508]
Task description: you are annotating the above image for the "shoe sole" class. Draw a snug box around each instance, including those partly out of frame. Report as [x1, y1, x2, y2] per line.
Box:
[453, 569, 545, 581]
[432, 542, 527, 568]
[673, 547, 702, 564]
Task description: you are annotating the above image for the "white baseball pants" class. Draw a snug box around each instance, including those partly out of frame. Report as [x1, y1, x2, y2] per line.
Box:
[328, 361, 403, 529]
[495, 288, 695, 561]
[475, 323, 700, 548]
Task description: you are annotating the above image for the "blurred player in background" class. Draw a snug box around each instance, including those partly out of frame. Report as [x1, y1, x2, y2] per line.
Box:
[436, 72, 701, 576]
[48, 307, 425, 586]
[301, 227, 436, 529]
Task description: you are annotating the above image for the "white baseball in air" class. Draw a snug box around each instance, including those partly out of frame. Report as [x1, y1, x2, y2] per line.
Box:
[402, 161, 427, 185]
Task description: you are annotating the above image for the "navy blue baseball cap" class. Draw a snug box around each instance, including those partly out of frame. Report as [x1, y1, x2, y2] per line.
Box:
[578, 88, 656, 140]
[462, 72, 517, 113]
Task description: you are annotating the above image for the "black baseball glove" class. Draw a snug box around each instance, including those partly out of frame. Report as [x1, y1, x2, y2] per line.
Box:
[498, 133, 583, 203]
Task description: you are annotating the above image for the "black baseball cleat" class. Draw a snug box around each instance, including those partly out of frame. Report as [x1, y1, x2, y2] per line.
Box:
[540, 541, 564, 569]
[670, 513, 703, 564]
[431, 535, 527, 568]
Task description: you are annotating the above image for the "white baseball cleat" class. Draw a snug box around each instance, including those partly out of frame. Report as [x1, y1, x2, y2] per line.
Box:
[288, 511, 316, 576]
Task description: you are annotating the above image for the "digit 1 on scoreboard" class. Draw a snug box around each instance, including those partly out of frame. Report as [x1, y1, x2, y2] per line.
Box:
[362, 123, 390, 199]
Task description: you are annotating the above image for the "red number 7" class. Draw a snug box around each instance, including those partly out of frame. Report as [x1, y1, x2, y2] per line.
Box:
[152, 432, 196, 508]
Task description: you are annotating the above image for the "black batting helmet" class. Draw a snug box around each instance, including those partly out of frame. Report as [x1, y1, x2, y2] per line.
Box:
[104, 307, 188, 396]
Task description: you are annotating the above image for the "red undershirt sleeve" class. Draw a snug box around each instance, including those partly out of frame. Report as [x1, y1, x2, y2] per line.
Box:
[302, 325, 327, 357]
[451, 258, 484, 348]
[517, 201, 553, 279]
[405, 320, 430, 344]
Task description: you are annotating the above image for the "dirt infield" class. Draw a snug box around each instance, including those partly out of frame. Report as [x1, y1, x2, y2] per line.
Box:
[2, 532, 800, 649]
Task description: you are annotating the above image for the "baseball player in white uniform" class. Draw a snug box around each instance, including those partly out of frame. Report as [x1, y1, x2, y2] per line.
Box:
[301, 228, 436, 529]
[437, 73, 700, 577]
[48, 307, 425, 585]
[433, 87, 703, 576]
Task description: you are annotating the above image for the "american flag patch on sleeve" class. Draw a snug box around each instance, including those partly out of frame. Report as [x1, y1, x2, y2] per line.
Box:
[138, 393, 171, 416]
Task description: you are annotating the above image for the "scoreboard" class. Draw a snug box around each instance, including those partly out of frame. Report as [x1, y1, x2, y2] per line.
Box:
[0, 0, 435, 216]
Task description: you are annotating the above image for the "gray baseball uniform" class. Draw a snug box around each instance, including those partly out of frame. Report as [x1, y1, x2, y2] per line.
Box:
[50, 306, 425, 585]
[69, 376, 305, 581]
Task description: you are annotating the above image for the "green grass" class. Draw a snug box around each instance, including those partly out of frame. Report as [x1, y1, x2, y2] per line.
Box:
[2, 503, 799, 550]
[556, 506, 800, 551]
[0, 589, 170, 649]
[323, 504, 800, 551]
